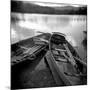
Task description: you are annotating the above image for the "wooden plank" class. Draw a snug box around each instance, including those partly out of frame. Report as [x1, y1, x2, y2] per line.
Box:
[24, 45, 38, 54]
[33, 45, 47, 54]
[29, 45, 41, 54]
[11, 45, 46, 66]
[55, 57, 67, 63]
[63, 44, 76, 66]
[73, 56, 87, 67]
[55, 48, 67, 52]
[45, 51, 71, 86]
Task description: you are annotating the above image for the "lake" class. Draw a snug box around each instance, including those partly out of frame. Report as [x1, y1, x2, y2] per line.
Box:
[11, 13, 87, 61]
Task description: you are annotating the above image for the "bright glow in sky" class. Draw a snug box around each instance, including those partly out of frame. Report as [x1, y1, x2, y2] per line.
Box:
[32, 2, 67, 7]
[22, 1, 84, 7]
[33, 2, 83, 7]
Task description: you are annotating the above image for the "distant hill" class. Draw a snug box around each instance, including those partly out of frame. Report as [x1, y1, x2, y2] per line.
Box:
[11, 1, 87, 15]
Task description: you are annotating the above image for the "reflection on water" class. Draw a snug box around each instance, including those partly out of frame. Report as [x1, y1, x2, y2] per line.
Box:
[11, 13, 87, 60]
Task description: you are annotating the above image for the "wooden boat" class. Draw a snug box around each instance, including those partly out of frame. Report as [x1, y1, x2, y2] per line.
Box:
[11, 35, 49, 66]
[11, 32, 87, 88]
[45, 32, 87, 85]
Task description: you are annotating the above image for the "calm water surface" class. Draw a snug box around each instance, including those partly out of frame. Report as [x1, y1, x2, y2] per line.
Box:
[11, 14, 87, 61]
